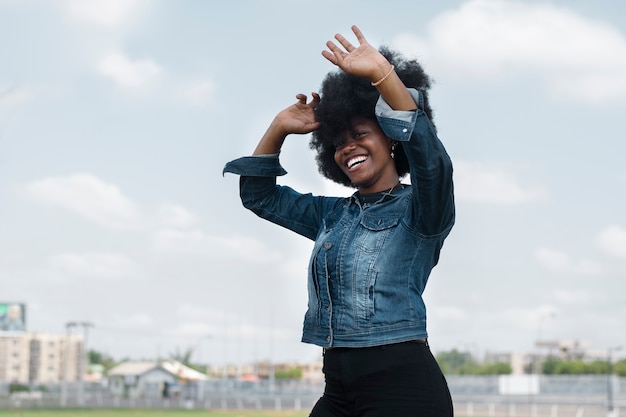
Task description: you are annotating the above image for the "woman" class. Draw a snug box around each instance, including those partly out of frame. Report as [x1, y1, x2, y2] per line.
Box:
[224, 25, 455, 417]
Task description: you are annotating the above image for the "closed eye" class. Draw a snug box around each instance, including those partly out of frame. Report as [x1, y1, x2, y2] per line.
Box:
[334, 130, 368, 150]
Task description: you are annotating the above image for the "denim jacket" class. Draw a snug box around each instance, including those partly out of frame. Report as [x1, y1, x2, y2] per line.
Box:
[224, 89, 454, 348]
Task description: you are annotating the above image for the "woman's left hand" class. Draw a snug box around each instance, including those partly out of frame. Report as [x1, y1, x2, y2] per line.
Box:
[322, 25, 392, 84]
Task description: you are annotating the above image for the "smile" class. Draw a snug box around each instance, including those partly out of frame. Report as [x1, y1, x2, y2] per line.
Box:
[346, 155, 368, 169]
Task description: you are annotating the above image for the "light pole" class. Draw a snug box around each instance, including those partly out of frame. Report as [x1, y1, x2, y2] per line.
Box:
[76, 322, 93, 406]
[534, 311, 555, 374]
[60, 323, 71, 406]
[607, 345, 623, 417]
[61, 321, 93, 407]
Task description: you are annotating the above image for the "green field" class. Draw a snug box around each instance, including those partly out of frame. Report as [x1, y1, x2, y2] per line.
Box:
[0, 410, 309, 417]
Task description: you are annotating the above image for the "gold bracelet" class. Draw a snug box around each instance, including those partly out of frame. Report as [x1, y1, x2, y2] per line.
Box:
[371, 65, 395, 87]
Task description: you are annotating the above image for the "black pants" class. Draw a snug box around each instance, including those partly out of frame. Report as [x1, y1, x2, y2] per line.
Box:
[310, 340, 453, 417]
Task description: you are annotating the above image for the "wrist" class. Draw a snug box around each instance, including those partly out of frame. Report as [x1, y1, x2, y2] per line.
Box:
[268, 117, 290, 139]
[371, 65, 395, 87]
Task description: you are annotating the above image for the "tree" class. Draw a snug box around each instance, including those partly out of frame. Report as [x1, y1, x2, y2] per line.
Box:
[477, 362, 512, 375]
[88, 349, 118, 374]
[275, 367, 303, 380]
[169, 346, 194, 366]
[542, 357, 561, 375]
[587, 360, 610, 374]
[436, 349, 477, 375]
[613, 359, 626, 377]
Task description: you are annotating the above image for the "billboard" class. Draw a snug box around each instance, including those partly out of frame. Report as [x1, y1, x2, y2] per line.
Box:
[0, 302, 26, 332]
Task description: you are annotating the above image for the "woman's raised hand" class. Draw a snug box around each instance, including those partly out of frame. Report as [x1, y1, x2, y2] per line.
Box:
[273, 92, 321, 136]
[253, 93, 320, 155]
[322, 25, 391, 84]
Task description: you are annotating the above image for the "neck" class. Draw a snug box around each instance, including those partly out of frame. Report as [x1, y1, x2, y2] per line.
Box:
[358, 180, 400, 195]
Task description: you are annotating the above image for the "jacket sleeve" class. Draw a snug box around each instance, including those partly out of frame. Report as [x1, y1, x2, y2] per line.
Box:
[375, 88, 455, 237]
[223, 154, 338, 241]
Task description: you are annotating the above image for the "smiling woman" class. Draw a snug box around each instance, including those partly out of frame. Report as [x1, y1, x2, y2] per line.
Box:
[224, 25, 455, 417]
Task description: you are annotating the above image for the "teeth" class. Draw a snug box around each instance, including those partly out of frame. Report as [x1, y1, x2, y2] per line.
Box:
[347, 155, 367, 168]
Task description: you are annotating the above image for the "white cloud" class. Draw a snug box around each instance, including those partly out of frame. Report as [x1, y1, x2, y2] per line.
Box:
[48, 252, 142, 280]
[64, 0, 148, 28]
[154, 229, 284, 263]
[21, 173, 141, 229]
[170, 317, 290, 344]
[158, 204, 197, 229]
[454, 160, 549, 204]
[97, 52, 162, 89]
[502, 305, 558, 332]
[0, 85, 34, 111]
[434, 306, 469, 321]
[552, 289, 593, 305]
[534, 247, 603, 275]
[595, 225, 626, 259]
[176, 80, 216, 106]
[124, 313, 154, 327]
[110, 312, 154, 328]
[392, 0, 626, 104]
[171, 322, 217, 339]
[178, 304, 226, 322]
[154, 229, 205, 252]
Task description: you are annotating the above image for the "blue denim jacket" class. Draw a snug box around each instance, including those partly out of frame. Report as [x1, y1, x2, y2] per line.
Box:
[224, 89, 454, 348]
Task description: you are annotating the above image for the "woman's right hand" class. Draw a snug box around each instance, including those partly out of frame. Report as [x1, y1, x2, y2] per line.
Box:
[253, 93, 321, 155]
[273, 93, 321, 136]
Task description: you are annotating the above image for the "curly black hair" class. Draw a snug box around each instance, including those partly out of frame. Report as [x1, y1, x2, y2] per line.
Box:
[309, 46, 435, 187]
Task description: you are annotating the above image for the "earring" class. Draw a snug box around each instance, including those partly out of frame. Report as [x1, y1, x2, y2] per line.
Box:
[391, 143, 397, 159]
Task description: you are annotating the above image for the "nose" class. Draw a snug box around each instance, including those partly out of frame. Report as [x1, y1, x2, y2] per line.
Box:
[337, 137, 357, 153]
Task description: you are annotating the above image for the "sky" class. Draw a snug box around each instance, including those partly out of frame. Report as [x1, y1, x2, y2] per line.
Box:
[1, 0, 625, 367]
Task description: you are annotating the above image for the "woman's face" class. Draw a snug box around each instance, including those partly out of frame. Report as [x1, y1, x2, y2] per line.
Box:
[333, 118, 399, 194]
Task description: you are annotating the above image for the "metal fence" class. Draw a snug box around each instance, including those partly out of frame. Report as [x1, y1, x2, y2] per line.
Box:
[0, 375, 624, 417]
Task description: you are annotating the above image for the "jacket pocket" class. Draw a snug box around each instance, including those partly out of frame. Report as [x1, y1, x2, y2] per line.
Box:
[354, 214, 400, 252]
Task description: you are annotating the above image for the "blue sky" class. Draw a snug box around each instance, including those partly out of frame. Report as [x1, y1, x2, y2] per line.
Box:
[1, 0, 625, 365]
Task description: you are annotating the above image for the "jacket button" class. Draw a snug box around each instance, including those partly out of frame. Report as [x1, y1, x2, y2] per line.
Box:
[325, 242, 332, 249]
[326, 336, 331, 342]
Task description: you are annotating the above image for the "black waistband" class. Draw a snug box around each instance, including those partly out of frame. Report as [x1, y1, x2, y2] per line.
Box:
[323, 339, 428, 353]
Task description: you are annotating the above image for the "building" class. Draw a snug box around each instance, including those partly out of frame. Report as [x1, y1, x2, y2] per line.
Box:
[483, 340, 607, 375]
[0, 332, 83, 384]
[107, 360, 208, 399]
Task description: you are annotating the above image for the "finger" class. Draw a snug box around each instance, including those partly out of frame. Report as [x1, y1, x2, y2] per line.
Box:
[325, 40, 343, 56]
[295, 93, 307, 104]
[334, 33, 355, 52]
[310, 92, 321, 107]
[351, 25, 367, 45]
[323, 41, 345, 65]
[321, 50, 338, 65]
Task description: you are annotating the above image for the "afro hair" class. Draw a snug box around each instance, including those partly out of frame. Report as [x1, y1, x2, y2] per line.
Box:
[309, 46, 435, 187]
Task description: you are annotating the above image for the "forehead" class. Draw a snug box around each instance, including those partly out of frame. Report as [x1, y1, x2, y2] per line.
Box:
[348, 117, 378, 130]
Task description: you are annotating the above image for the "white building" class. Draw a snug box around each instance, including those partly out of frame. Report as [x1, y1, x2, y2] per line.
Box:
[107, 360, 208, 399]
[0, 332, 83, 384]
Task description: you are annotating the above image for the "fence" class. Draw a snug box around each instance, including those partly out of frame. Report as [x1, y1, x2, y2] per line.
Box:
[0, 375, 624, 416]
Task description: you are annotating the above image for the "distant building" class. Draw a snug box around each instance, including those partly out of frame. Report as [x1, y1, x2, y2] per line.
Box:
[107, 360, 208, 399]
[0, 332, 83, 384]
[484, 340, 602, 375]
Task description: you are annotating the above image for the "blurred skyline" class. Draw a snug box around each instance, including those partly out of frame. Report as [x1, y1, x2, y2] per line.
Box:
[1, 0, 625, 365]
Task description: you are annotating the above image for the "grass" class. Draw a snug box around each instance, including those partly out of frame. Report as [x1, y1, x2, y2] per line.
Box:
[0, 410, 309, 417]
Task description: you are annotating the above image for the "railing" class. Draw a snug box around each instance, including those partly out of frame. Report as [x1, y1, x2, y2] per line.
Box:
[0, 375, 624, 416]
